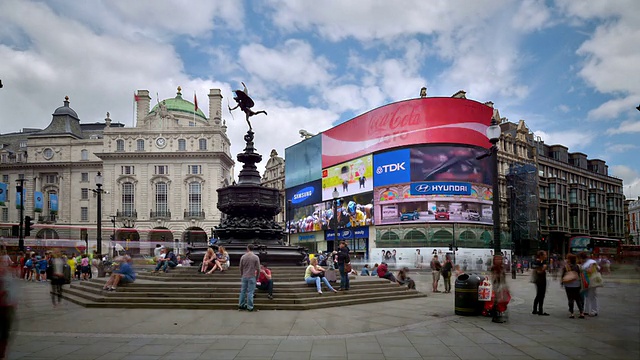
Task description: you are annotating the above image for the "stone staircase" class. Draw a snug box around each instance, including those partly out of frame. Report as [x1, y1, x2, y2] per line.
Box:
[61, 266, 426, 310]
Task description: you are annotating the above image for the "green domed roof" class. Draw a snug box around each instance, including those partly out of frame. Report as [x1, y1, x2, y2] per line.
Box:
[150, 88, 207, 121]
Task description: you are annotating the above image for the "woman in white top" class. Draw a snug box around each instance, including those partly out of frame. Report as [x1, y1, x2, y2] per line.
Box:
[579, 251, 599, 316]
[304, 258, 337, 294]
[200, 248, 215, 273]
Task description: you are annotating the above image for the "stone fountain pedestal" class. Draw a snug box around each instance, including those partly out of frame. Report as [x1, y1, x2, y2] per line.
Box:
[188, 131, 306, 266]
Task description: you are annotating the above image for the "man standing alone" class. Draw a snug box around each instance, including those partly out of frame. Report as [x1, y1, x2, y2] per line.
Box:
[430, 254, 442, 293]
[238, 244, 261, 312]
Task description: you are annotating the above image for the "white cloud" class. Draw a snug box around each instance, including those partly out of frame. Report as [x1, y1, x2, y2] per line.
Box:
[605, 143, 637, 153]
[534, 130, 595, 151]
[238, 39, 334, 89]
[556, 104, 570, 113]
[606, 120, 640, 135]
[610, 165, 640, 199]
[557, 0, 640, 121]
[511, 0, 553, 32]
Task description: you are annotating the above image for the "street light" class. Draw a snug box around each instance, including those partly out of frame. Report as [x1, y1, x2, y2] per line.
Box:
[94, 172, 103, 259]
[486, 117, 502, 255]
[15, 179, 26, 251]
[286, 199, 292, 246]
[332, 188, 340, 249]
[110, 215, 117, 258]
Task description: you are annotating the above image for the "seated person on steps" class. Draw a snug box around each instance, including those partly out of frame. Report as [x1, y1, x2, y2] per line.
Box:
[153, 248, 177, 273]
[256, 263, 274, 300]
[377, 262, 398, 283]
[304, 257, 337, 294]
[103, 256, 136, 291]
[396, 267, 416, 289]
[200, 248, 215, 273]
[208, 246, 229, 274]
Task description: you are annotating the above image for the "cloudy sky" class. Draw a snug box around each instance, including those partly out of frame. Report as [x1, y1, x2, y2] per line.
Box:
[1, 0, 639, 198]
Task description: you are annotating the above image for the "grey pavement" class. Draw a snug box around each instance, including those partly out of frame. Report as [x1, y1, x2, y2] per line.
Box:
[7, 271, 640, 360]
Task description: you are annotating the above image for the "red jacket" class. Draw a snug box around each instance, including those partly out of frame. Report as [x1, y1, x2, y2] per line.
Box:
[377, 263, 388, 278]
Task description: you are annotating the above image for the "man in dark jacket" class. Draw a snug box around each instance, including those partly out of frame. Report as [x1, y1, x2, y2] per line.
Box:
[334, 241, 350, 291]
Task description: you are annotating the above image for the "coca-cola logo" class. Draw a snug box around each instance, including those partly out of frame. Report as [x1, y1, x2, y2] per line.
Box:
[368, 106, 422, 135]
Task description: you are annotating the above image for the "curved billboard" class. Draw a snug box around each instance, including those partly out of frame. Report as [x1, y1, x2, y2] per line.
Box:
[285, 135, 322, 188]
[322, 97, 494, 167]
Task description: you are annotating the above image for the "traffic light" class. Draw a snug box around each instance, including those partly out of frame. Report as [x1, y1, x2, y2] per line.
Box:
[24, 216, 34, 236]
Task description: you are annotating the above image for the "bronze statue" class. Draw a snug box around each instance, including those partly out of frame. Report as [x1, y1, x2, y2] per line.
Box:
[229, 82, 267, 131]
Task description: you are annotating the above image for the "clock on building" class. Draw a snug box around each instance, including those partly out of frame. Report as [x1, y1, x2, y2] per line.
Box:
[155, 137, 167, 148]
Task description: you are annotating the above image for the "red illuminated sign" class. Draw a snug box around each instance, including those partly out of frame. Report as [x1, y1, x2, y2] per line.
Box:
[322, 97, 494, 167]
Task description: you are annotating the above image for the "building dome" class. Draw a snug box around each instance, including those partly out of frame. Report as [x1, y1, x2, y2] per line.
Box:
[52, 96, 79, 119]
[150, 87, 207, 121]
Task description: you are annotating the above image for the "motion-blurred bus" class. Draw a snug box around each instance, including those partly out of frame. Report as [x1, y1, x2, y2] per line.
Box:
[568, 236, 621, 261]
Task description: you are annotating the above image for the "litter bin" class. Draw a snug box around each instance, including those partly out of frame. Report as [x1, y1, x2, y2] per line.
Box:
[455, 273, 485, 316]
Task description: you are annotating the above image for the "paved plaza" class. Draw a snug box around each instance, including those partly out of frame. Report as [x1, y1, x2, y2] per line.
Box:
[7, 271, 640, 360]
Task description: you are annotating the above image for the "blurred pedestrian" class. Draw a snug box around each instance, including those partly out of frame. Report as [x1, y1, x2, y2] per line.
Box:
[490, 255, 510, 323]
[561, 253, 584, 319]
[441, 255, 453, 293]
[430, 254, 442, 293]
[532, 250, 549, 316]
[50, 252, 65, 307]
[1, 245, 18, 359]
[579, 252, 600, 317]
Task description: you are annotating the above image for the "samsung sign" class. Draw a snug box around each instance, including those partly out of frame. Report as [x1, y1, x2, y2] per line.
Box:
[373, 148, 411, 187]
[409, 182, 472, 196]
[285, 179, 322, 208]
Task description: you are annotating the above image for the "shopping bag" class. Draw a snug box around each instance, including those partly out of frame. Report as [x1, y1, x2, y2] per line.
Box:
[478, 280, 492, 301]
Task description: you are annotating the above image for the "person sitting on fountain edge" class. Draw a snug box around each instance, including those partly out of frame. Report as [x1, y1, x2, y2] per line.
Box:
[103, 256, 136, 291]
[256, 263, 274, 300]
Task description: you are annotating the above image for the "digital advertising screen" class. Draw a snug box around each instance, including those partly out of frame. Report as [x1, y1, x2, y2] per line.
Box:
[321, 154, 373, 201]
[409, 145, 492, 184]
[285, 135, 322, 188]
[285, 180, 322, 209]
[373, 148, 411, 187]
[286, 192, 374, 234]
[321, 97, 494, 167]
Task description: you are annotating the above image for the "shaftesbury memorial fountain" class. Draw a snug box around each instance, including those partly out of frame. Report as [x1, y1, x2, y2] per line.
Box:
[194, 83, 307, 266]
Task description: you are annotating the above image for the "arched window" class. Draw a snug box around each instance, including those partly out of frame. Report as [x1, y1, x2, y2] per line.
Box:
[199, 138, 207, 150]
[81, 149, 89, 160]
[136, 139, 145, 151]
[116, 139, 125, 151]
[122, 182, 135, 216]
[155, 182, 168, 216]
[188, 182, 201, 216]
[178, 139, 186, 151]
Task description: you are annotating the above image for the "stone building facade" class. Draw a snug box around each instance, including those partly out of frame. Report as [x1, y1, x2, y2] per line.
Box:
[0, 87, 234, 255]
[261, 149, 285, 227]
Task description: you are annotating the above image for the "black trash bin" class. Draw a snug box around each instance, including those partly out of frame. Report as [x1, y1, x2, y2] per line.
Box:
[455, 273, 485, 316]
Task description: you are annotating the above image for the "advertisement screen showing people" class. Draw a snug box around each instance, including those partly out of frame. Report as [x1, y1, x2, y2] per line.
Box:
[321, 155, 373, 200]
[287, 192, 374, 234]
[370, 247, 512, 271]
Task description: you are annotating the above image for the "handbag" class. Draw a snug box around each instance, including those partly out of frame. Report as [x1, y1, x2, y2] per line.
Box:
[589, 271, 604, 288]
[478, 280, 492, 302]
[562, 265, 578, 284]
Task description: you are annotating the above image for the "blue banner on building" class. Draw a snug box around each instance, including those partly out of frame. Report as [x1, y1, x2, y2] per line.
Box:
[15, 187, 25, 209]
[34, 191, 44, 212]
[0, 183, 6, 206]
[409, 182, 472, 196]
[50, 193, 59, 213]
[325, 226, 369, 241]
[373, 148, 411, 187]
[285, 179, 322, 208]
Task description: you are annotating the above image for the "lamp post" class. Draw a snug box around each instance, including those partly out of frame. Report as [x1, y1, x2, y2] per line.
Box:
[16, 179, 26, 252]
[94, 172, 103, 258]
[110, 215, 117, 258]
[286, 199, 292, 246]
[486, 117, 502, 255]
[332, 188, 340, 249]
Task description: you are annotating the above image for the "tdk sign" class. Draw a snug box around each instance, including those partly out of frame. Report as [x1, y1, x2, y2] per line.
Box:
[410, 182, 472, 196]
[376, 162, 406, 174]
[373, 149, 411, 186]
[292, 187, 314, 204]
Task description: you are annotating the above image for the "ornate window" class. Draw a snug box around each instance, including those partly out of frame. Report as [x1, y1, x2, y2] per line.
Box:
[81, 149, 89, 160]
[47, 190, 57, 212]
[137, 139, 145, 151]
[199, 138, 207, 150]
[122, 182, 135, 216]
[116, 139, 125, 151]
[178, 139, 186, 151]
[156, 182, 168, 216]
[188, 182, 201, 216]
[43, 148, 54, 160]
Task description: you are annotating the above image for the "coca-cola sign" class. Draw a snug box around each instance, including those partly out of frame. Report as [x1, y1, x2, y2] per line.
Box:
[322, 97, 493, 168]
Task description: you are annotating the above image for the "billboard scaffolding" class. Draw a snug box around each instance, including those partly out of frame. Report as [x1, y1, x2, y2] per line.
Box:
[507, 163, 539, 256]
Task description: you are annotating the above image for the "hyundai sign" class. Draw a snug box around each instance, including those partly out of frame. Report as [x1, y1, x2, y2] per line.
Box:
[373, 148, 411, 187]
[409, 182, 472, 196]
[285, 179, 322, 208]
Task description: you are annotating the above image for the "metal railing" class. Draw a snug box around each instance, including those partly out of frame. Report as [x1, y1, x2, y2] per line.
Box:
[116, 210, 137, 219]
[150, 210, 171, 219]
[184, 210, 205, 220]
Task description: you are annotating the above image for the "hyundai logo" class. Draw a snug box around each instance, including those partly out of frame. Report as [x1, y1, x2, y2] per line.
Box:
[414, 184, 430, 192]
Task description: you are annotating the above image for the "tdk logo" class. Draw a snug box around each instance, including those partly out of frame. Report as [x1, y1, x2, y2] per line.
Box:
[291, 186, 314, 204]
[376, 162, 406, 174]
